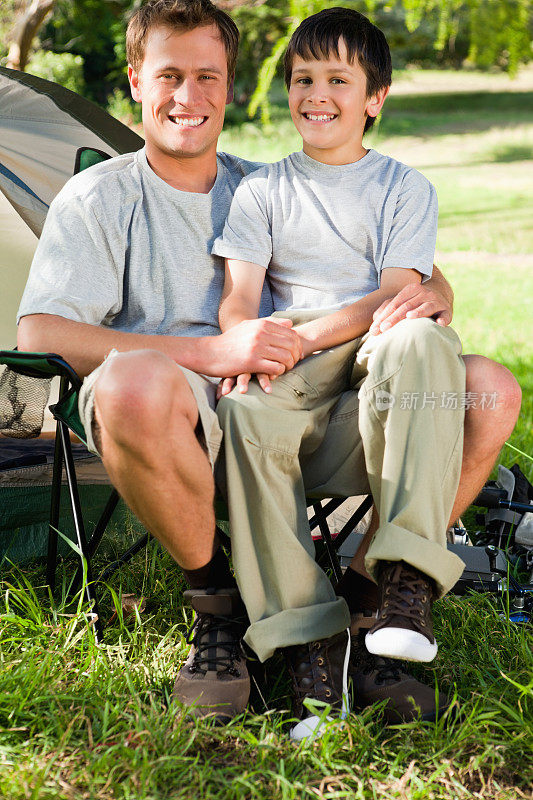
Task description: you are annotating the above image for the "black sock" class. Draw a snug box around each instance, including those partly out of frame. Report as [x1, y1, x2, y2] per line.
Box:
[182, 545, 236, 590]
[335, 567, 378, 614]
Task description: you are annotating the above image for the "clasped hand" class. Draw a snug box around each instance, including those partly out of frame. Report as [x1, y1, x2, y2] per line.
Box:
[217, 283, 452, 398]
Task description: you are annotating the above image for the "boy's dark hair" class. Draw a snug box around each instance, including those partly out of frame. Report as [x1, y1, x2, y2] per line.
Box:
[127, 0, 239, 86]
[284, 7, 392, 132]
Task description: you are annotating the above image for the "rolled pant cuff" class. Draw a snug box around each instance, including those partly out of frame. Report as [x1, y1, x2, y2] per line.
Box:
[243, 598, 350, 662]
[365, 522, 465, 598]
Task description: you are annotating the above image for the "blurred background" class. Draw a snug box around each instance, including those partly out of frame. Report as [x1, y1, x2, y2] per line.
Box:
[1, 0, 532, 471]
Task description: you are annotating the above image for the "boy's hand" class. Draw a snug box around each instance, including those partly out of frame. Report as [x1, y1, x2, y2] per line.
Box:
[216, 372, 274, 399]
[369, 283, 453, 335]
[217, 376, 237, 399]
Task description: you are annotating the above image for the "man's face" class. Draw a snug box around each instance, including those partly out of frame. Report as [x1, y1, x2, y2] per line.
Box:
[288, 38, 388, 164]
[129, 24, 231, 161]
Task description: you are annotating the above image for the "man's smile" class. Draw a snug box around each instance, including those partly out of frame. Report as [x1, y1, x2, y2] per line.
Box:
[168, 114, 208, 127]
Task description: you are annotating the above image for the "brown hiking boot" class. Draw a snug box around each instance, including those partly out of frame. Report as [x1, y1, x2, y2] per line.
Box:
[350, 630, 450, 723]
[284, 629, 351, 741]
[365, 561, 438, 663]
[172, 588, 250, 721]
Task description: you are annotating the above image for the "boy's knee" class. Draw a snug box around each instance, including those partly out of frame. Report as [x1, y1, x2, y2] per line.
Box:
[378, 318, 462, 363]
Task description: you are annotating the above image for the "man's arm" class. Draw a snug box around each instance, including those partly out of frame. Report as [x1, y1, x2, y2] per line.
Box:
[369, 264, 453, 335]
[294, 268, 422, 357]
[17, 313, 302, 381]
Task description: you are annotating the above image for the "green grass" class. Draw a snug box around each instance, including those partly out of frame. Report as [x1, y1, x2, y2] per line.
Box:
[1, 549, 532, 800]
[2, 68, 533, 798]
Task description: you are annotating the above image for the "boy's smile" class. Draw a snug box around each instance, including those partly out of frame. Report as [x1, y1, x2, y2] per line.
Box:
[288, 39, 388, 165]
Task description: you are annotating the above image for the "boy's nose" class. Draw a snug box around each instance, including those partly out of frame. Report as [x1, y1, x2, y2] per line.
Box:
[307, 86, 329, 104]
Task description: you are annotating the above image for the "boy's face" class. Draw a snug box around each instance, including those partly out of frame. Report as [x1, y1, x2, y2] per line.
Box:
[128, 24, 231, 162]
[288, 39, 388, 164]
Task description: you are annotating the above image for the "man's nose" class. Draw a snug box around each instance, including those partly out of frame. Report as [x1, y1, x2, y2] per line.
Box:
[173, 77, 202, 106]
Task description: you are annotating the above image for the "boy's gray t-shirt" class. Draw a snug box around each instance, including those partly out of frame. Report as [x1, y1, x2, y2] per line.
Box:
[212, 149, 437, 313]
[18, 147, 271, 335]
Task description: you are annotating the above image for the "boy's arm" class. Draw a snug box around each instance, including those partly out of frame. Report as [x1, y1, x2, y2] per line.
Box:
[294, 267, 422, 357]
[219, 258, 266, 330]
[369, 264, 453, 334]
[218, 258, 302, 396]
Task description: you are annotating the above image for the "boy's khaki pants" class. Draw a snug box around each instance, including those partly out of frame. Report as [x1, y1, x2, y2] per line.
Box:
[216, 316, 466, 662]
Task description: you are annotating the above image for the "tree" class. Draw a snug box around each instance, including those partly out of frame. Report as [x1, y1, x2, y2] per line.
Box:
[6, 0, 56, 71]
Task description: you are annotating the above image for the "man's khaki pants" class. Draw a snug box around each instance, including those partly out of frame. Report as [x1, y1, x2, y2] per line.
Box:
[216, 316, 466, 662]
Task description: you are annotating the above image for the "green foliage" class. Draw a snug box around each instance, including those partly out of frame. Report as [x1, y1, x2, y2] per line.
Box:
[247, 0, 531, 122]
[0, 0, 18, 62]
[106, 86, 142, 125]
[26, 50, 86, 93]
[231, 0, 288, 103]
[403, 0, 532, 75]
[40, 0, 135, 103]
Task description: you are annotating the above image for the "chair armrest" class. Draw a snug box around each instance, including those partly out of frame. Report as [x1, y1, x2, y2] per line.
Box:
[0, 350, 82, 391]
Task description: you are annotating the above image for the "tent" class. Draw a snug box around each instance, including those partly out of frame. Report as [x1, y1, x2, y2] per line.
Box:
[0, 67, 143, 350]
[0, 68, 144, 564]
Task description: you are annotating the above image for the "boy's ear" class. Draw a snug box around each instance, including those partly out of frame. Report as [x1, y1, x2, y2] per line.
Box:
[128, 65, 142, 103]
[365, 85, 390, 120]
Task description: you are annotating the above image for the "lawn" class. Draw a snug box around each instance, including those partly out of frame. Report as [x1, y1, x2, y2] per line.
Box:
[1, 69, 532, 799]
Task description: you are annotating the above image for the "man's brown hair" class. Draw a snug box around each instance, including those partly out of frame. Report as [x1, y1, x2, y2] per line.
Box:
[127, 0, 239, 85]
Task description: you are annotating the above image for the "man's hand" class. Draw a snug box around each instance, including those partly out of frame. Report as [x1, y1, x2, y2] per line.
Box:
[369, 282, 453, 335]
[212, 317, 303, 378]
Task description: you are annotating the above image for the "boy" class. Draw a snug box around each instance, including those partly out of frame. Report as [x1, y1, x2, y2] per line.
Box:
[213, 7, 466, 736]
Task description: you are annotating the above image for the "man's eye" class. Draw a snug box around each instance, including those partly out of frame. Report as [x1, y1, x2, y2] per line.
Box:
[200, 74, 216, 81]
[161, 74, 175, 81]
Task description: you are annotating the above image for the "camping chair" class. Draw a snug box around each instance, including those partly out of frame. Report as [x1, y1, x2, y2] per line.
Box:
[0, 145, 372, 639]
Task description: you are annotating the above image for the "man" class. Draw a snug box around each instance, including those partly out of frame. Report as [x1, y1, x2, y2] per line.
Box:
[17, 0, 520, 733]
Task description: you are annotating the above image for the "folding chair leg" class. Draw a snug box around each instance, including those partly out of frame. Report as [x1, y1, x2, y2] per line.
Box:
[46, 422, 63, 594]
[312, 501, 344, 584]
[59, 422, 103, 640]
[99, 533, 150, 583]
[71, 489, 120, 593]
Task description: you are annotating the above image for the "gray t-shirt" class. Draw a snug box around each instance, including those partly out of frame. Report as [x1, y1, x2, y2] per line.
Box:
[18, 147, 272, 335]
[212, 149, 437, 313]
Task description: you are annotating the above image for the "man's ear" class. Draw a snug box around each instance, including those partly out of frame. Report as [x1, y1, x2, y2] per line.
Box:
[128, 65, 142, 103]
[366, 85, 390, 120]
[226, 74, 235, 105]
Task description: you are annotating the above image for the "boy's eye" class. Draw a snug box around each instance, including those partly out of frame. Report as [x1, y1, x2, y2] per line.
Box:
[331, 78, 346, 84]
[295, 77, 312, 85]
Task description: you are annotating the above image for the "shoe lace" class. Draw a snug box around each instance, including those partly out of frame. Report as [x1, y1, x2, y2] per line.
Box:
[288, 641, 338, 709]
[382, 565, 432, 625]
[352, 635, 404, 684]
[186, 613, 243, 677]
[373, 656, 403, 685]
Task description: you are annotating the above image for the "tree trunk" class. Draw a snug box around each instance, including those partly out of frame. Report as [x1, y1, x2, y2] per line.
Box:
[6, 0, 55, 72]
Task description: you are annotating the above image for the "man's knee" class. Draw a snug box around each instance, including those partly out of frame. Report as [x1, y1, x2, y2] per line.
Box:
[94, 350, 198, 448]
[463, 355, 521, 445]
